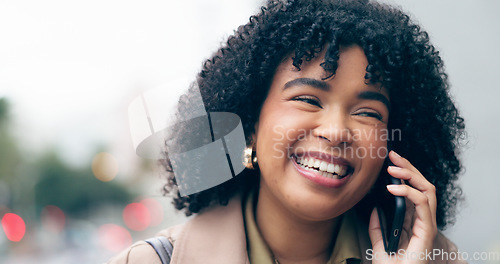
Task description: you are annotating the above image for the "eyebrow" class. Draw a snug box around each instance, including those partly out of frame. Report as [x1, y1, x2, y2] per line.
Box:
[358, 91, 391, 111]
[283, 77, 391, 110]
[283, 78, 330, 91]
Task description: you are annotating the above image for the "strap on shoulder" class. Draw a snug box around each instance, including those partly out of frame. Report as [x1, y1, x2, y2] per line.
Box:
[144, 236, 173, 264]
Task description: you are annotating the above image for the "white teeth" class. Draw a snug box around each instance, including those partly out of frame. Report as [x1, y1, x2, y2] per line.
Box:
[319, 161, 327, 171]
[327, 164, 335, 173]
[334, 164, 341, 175]
[295, 156, 349, 177]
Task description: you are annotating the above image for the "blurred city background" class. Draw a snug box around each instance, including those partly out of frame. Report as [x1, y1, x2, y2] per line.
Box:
[0, 0, 499, 263]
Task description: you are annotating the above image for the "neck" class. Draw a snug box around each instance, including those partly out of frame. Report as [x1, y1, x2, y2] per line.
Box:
[255, 185, 342, 264]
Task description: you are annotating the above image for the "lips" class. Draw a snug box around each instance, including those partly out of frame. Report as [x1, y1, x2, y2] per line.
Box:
[290, 152, 353, 188]
[295, 156, 349, 178]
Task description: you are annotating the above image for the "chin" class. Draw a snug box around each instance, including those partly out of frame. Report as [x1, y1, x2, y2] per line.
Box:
[280, 185, 360, 222]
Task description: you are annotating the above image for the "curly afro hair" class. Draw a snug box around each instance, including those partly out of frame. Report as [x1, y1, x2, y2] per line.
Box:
[161, 0, 465, 230]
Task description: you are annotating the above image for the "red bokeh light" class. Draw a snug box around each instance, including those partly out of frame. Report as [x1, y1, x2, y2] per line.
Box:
[140, 198, 163, 227]
[123, 203, 150, 231]
[41, 205, 66, 233]
[98, 224, 132, 252]
[1, 213, 26, 242]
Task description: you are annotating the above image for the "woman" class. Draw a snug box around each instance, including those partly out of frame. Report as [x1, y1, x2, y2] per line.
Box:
[109, 0, 466, 263]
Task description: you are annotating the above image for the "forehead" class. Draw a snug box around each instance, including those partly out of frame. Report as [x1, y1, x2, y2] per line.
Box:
[272, 45, 388, 97]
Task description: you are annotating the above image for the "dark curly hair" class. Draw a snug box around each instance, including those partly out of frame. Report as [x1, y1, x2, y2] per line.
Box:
[161, 0, 465, 230]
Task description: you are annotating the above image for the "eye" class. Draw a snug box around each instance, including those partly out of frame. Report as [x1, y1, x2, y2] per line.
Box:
[355, 111, 383, 121]
[291, 95, 322, 108]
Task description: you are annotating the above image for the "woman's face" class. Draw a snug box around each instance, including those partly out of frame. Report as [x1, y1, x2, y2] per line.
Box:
[255, 45, 390, 221]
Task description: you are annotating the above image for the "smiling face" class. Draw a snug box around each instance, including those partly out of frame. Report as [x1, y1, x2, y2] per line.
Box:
[255, 45, 390, 221]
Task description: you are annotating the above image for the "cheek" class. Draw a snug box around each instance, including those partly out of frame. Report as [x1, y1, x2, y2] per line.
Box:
[255, 106, 312, 178]
[257, 104, 311, 147]
[350, 126, 387, 190]
[352, 125, 388, 156]
[256, 122, 301, 167]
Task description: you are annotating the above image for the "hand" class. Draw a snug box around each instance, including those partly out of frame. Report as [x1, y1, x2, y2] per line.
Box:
[368, 151, 438, 264]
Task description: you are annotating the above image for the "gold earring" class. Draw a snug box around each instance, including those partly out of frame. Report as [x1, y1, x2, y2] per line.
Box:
[243, 145, 258, 169]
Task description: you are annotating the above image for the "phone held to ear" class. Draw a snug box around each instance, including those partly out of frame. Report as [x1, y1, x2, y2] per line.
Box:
[377, 149, 406, 254]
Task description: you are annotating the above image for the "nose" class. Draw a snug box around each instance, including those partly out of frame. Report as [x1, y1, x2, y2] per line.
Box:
[312, 110, 353, 146]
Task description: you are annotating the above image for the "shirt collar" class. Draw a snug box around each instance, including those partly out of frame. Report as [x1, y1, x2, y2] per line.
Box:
[243, 189, 362, 264]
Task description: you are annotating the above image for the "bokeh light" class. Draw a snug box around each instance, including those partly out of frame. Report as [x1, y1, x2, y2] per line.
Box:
[0, 205, 10, 215]
[97, 224, 132, 252]
[123, 203, 150, 231]
[140, 198, 164, 227]
[91, 152, 119, 182]
[41, 205, 66, 233]
[1, 213, 26, 242]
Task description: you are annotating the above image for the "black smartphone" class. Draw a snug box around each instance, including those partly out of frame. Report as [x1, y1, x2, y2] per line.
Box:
[377, 148, 406, 254]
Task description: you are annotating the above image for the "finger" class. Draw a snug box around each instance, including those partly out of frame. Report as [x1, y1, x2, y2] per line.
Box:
[368, 208, 387, 254]
[387, 167, 437, 207]
[387, 166, 430, 191]
[386, 184, 436, 238]
[388, 151, 433, 193]
[388, 152, 438, 223]
[389, 150, 420, 174]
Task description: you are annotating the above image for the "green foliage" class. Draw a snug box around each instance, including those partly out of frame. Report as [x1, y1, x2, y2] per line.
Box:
[34, 151, 132, 217]
[0, 97, 133, 218]
[0, 98, 8, 124]
[0, 98, 22, 186]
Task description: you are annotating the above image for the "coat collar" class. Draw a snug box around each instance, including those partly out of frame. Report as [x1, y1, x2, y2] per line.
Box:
[158, 194, 458, 264]
[163, 194, 250, 264]
[160, 194, 374, 264]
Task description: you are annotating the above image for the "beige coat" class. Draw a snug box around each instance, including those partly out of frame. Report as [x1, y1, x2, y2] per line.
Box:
[107, 195, 466, 264]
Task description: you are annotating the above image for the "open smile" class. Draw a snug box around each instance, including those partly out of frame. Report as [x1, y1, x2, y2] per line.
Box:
[291, 152, 354, 188]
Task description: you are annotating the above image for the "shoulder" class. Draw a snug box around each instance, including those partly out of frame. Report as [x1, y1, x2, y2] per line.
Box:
[105, 195, 245, 264]
[105, 240, 162, 264]
[105, 223, 185, 264]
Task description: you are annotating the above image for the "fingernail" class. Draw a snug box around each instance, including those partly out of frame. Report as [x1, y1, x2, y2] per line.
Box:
[391, 150, 401, 157]
[388, 166, 401, 171]
[386, 184, 399, 190]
